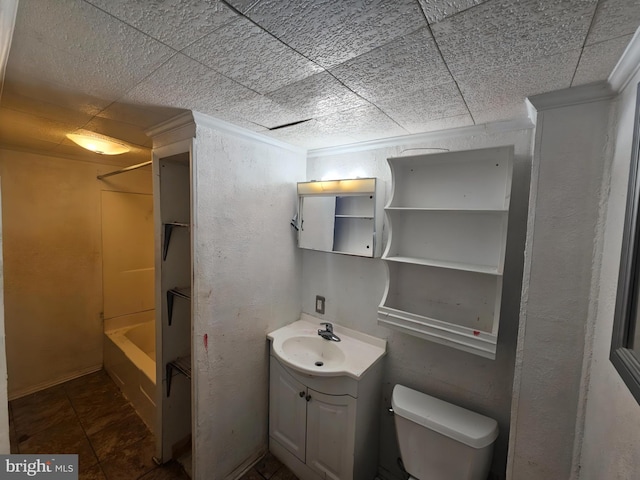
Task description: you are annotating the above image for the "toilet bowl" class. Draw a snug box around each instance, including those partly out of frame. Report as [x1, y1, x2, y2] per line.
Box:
[392, 384, 498, 480]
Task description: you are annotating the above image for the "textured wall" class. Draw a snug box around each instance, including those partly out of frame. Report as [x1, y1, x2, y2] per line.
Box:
[0, 148, 152, 398]
[509, 98, 612, 480]
[578, 70, 640, 478]
[304, 126, 532, 479]
[191, 125, 305, 480]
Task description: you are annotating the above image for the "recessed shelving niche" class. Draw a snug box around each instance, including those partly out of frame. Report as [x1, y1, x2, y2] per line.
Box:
[378, 146, 513, 359]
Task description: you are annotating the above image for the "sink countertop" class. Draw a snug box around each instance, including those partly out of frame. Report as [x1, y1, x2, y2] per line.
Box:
[267, 315, 386, 379]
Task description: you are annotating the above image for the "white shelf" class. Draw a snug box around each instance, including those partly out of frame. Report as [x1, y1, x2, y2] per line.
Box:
[335, 215, 374, 219]
[378, 146, 513, 359]
[383, 255, 502, 275]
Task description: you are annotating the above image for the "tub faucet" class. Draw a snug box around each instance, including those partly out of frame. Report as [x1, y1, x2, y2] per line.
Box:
[318, 322, 341, 342]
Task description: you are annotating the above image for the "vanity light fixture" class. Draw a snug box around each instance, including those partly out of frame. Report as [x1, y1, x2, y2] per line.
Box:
[297, 177, 376, 195]
[66, 133, 130, 155]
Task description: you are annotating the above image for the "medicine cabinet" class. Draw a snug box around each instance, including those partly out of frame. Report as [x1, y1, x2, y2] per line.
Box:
[297, 178, 384, 257]
[377, 146, 513, 359]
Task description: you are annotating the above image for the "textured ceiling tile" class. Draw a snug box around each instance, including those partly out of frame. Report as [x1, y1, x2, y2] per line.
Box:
[401, 113, 475, 134]
[0, 108, 78, 149]
[572, 34, 634, 86]
[183, 16, 323, 94]
[432, 0, 597, 74]
[585, 0, 640, 45]
[52, 141, 151, 166]
[375, 82, 469, 132]
[314, 105, 408, 141]
[0, 83, 95, 127]
[458, 49, 581, 124]
[331, 27, 451, 103]
[417, 0, 489, 23]
[223, 0, 262, 13]
[97, 102, 185, 130]
[267, 72, 370, 119]
[245, 0, 427, 68]
[80, 117, 152, 148]
[265, 121, 360, 149]
[222, 94, 302, 129]
[122, 54, 256, 113]
[8, 0, 175, 100]
[85, 0, 238, 51]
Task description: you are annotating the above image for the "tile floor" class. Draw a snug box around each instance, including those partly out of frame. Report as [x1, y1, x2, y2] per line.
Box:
[9, 370, 189, 479]
[238, 452, 298, 480]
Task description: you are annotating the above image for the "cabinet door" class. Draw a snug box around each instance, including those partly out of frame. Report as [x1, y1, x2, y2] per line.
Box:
[269, 360, 307, 462]
[306, 390, 356, 480]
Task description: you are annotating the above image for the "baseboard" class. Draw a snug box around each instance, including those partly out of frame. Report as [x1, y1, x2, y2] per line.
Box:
[8, 364, 102, 401]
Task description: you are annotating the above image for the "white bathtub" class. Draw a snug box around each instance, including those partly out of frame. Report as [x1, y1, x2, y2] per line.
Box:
[104, 320, 156, 433]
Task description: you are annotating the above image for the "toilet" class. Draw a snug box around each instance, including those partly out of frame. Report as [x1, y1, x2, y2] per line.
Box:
[392, 384, 499, 480]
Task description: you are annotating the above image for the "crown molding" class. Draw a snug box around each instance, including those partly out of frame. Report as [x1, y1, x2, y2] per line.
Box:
[307, 117, 533, 158]
[608, 28, 640, 93]
[146, 111, 306, 154]
[527, 81, 615, 112]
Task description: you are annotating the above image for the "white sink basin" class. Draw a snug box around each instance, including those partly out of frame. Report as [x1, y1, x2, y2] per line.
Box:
[268, 316, 386, 378]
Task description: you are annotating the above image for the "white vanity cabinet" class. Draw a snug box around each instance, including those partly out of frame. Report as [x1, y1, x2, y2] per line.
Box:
[269, 357, 381, 480]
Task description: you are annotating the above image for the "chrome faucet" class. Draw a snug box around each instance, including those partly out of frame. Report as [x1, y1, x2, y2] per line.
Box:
[318, 322, 341, 342]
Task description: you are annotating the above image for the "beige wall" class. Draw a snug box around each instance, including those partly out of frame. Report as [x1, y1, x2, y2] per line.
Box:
[0, 148, 152, 399]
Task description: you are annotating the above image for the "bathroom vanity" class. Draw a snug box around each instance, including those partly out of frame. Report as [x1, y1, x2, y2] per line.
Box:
[267, 317, 386, 480]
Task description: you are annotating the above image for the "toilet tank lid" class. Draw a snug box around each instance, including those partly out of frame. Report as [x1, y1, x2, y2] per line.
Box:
[392, 384, 498, 449]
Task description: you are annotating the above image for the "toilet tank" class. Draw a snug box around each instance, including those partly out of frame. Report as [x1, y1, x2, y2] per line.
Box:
[392, 385, 498, 480]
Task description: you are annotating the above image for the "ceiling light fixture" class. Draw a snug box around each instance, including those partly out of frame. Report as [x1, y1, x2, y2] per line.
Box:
[66, 133, 130, 155]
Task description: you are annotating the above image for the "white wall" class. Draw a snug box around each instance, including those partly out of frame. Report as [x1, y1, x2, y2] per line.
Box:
[0, 148, 152, 398]
[191, 123, 305, 480]
[578, 70, 640, 478]
[304, 124, 532, 479]
[508, 91, 614, 480]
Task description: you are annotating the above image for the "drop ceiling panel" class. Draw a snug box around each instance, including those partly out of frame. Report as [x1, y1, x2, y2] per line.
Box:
[331, 27, 452, 103]
[457, 50, 581, 124]
[81, 117, 152, 148]
[417, 0, 489, 24]
[432, 0, 598, 74]
[122, 53, 256, 114]
[375, 82, 470, 133]
[0, 108, 79, 150]
[585, 0, 640, 45]
[9, 0, 175, 101]
[573, 34, 634, 86]
[223, 94, 302, 129]
[97, 102, 185, 130]
[85, 0, 239, 51]
[52, 141, 151, 167]
[243, 0, 427, 68]
[183, 16, 323, 94]
[267, 72, 370, 120]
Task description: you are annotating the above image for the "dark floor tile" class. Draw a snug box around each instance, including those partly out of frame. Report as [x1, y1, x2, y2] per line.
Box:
[271, 465, 298, 480]
[254, 453, 283, 480]
[64, 371, 116, 400]
[77, 403, 136, 437]
[9, 417, 19, 453]
[88, 410, 150, 461]
[138, 461, 189, 480]
[240, 467, 266, 480]
[99, 433, 157, 480]
[19, 416, 98, 471]
[80, 462, 107, 480]
[11, 385, 76, 439]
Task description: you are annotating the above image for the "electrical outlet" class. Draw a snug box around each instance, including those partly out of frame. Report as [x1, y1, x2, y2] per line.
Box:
[315, 295, 325, 315]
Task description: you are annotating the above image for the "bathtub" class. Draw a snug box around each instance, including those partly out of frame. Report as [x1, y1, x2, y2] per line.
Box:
[104, 320, 156, 433]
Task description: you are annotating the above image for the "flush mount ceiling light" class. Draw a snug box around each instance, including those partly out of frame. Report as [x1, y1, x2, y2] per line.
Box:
[66, 133, 130, 155]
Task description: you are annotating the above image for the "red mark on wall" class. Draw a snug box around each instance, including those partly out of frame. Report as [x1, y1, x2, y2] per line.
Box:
[204, 333, 208, 352]
[473, 330, 480, 337]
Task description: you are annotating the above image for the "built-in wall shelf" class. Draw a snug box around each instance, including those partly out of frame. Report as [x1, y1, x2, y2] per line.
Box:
[167, 287, 191, 326]
[166, 356, 191, 397]
[378, 146, 513, 359]
[162, 222, 190, 261]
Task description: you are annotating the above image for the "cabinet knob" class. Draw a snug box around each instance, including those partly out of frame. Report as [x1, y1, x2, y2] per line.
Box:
[299, 391, 305, 398]
[306, 394, 312, 402]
